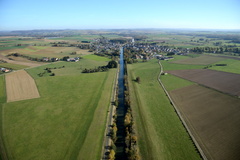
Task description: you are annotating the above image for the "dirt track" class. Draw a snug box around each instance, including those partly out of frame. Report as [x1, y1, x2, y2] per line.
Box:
[167, 69, 240, 96]
[5, 70, 40, 102]
[170, 84, 240, 160]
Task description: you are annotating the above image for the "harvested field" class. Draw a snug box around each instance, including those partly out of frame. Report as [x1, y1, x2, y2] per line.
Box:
[170, 84, 240, 160]
[0, 46, 90, 57]
[0, 54, 42, 67]
[167, 69, 240, 96]
[5, 70, 40, 102]
[172, 55, 224, 65]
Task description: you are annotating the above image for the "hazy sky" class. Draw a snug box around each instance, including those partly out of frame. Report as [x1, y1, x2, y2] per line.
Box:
[0, 0, 239, 30]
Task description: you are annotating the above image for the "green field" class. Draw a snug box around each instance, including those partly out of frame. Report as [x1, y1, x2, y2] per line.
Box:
[127, 59, 201, 160]
[210, 59, 240, 74]
[2, 59, 116, 160]
[0, 63, 28, 70]
[171, 55, 225, 65]
[27, 57, 110, 78]
[83, 54, 110, 61]
[0, 76, 6, 160]
[160, 73, 195, 91]
[0, 46, 27, 51]
[160, 56, 205, 70]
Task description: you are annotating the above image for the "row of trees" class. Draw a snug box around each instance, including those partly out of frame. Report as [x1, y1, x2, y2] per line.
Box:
[191, 47, 240, 54]
[123, 73, 140, 160]
[7, 53, 60, 62]
[82, 60, 117, 73]
[37, 66, 65, 77]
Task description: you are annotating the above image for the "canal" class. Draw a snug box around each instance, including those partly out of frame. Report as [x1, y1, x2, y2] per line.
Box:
[115, 47, 127, 160]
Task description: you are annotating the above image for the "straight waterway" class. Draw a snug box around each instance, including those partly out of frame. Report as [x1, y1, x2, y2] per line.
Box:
[115, 47, 127, 159]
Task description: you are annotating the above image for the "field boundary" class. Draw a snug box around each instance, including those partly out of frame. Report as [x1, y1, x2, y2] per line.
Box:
[158, 60, 207, 160]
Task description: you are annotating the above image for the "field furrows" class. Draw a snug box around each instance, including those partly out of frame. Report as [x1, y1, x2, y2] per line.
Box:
[5, 70, 40, 102]
[167, 69, 240, 96]
[170, 84, 240, 160]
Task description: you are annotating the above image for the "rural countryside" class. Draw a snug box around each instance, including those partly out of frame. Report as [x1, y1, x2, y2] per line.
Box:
[0, 0, 240, 160]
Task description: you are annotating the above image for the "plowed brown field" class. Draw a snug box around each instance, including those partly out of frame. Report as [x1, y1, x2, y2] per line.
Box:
[5, 70, 40, 102]
[170, 84, 240, 160]
[167, 69, 240, 96]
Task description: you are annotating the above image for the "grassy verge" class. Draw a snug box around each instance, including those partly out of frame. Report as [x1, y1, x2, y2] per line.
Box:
[2, 61, 116, 160]
[127, 59, 201, 160]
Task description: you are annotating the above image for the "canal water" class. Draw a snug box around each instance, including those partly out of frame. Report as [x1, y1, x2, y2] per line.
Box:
[115, 47, 127, 160]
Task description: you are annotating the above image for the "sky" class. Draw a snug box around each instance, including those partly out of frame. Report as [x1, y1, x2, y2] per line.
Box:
[0, 0, 240, 30]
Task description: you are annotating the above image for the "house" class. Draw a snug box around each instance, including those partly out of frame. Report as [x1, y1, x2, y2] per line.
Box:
[67, 57, 79, 62]
[51, 58, 59, 62]
[42, 57, 50, 61]
[0, 68, 10, 72]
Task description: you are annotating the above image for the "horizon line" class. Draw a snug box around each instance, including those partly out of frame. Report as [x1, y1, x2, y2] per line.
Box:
[1, 27, 240, 32]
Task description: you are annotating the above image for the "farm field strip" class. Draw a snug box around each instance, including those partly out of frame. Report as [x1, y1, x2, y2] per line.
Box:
[5, 70, 40, 102]
[0, 76, 7, 160]
[170, 84, 240, 160]
[171, 55, 225, 65]
[209, 58, 240, 74]
[0, 46, 91, 58]
[167, 69, 240, 97]
[127, 59, 201, 160]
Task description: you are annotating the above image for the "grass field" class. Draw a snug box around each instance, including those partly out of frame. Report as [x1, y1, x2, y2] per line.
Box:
[160, 56, 205, 71]
[170, 85, 240, 160]
[171, 55, 224, 65]
[0, 76, 6, 160]
[27, 57, 110, 78]
[83, 54, 110, 61]
[0, 46, 90, 58]
[160, 73, 195, 91]
[210, 59, 240, 74]
[0, 63, 28, 70]
[2, 59, 116, 160]
[127, 59, 201, 160]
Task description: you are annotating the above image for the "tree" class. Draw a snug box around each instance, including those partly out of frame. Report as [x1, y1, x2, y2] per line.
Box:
[136, 77, 140, 83]
[109, 149, 115, 160]
[62, 56, 69, 61]
[167, 52, 175, 56]
[107, 60, 118, 68]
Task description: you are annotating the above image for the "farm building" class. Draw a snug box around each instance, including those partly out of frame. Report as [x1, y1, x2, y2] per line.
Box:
[67, 57, 79, 62]
[0, 68, 10, 72]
